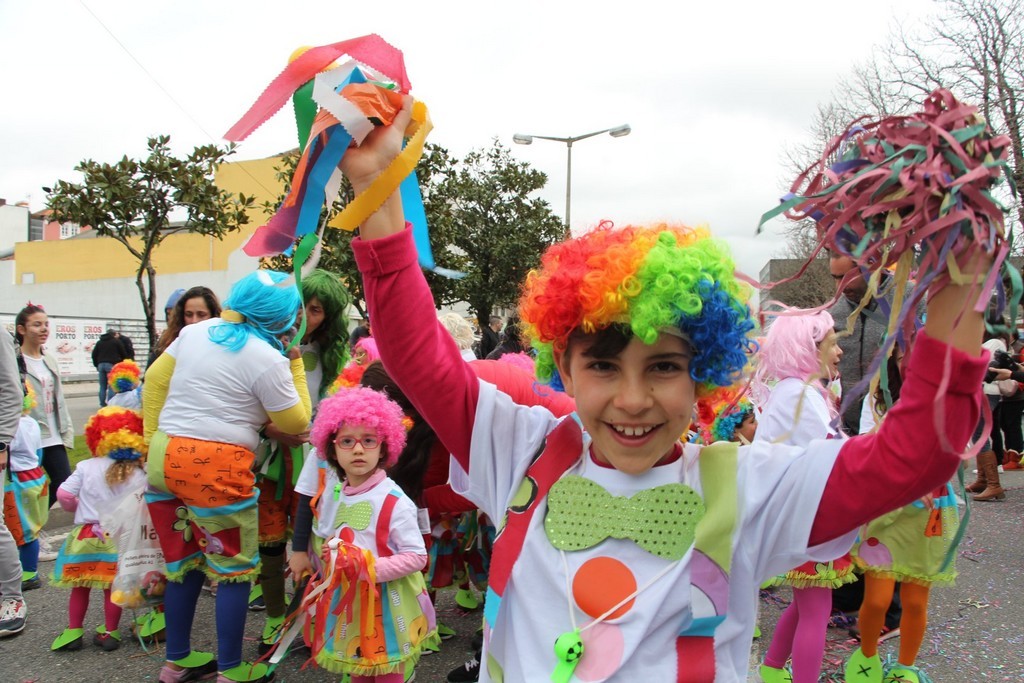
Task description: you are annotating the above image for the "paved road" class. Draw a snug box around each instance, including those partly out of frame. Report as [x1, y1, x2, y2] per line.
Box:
[19, 388, 1024, 681]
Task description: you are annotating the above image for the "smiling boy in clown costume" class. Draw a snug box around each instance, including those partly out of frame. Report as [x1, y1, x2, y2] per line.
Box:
[329, 97, 990, 682]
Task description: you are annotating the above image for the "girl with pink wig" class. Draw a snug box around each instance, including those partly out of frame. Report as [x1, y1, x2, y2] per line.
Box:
[288, 386, 438, 682]
[754, 310, 855, 683]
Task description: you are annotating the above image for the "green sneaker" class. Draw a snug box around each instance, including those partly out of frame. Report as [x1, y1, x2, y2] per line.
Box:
[261, 615, 285, 643]
[753, 625, 761, 639]
[137, 608, 167, 640]
[845, 647, 883, 683]
[93, 627, 122, 651]
[218, 661, 273, 682]
[51, 627, 84, 651]
[759, 663, 793, 683]
[455, 588, 479, 610]
[883, 664, 927, 683]
[437, 622, 457, 641]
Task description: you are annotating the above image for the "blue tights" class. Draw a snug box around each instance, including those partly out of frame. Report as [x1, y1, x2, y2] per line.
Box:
[19, 539, 38, 574]
[164, 570, 250, 671]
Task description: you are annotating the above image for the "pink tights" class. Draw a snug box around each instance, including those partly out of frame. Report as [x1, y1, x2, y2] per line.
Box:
[763, 586, 832, 683]
[351, 673, 404, 683]
[69, 586, 122, 632]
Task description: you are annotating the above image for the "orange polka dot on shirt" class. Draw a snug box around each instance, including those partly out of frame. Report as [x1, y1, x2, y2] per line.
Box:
[572, 556, 637, 620]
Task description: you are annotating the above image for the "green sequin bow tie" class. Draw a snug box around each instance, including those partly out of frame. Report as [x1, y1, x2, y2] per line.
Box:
[333, 500, 373, 531]
[544, 475, 706, 560]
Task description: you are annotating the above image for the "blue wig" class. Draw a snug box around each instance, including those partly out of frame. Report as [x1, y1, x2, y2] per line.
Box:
[209, 270, 301, 353]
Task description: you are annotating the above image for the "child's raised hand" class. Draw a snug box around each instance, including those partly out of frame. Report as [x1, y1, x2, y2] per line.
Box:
[339, 94, 414, 195]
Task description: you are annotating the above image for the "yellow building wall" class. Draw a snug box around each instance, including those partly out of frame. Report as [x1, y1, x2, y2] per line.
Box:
[15, 153, 290, 284]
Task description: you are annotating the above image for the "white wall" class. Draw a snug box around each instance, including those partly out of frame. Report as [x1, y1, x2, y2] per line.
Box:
[0, 204, 29, 253]
[0, 246, 260, 320]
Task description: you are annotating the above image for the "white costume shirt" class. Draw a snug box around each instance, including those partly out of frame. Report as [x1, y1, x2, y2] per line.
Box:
[60, 457, 147, 526]
[158, 318, 300, 450]
[754, 377, 840, 445]
[449, 380, 855, 682]
[10, 415, 43, 472]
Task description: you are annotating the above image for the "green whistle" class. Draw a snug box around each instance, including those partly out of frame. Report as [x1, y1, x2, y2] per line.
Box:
[551, 630, 584, 683]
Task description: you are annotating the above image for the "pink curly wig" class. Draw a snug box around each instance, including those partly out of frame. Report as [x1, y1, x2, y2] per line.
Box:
[752, 310, 834, 404]
[354, 337, 380, 365]
[311, 385, 407, 467]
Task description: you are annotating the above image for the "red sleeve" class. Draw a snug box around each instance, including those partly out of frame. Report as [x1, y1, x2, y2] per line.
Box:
[810, 332, 987, 545]
[422, 484, 478, 517]
[353, 227, 479, 471]
[469, 360, 576, 417]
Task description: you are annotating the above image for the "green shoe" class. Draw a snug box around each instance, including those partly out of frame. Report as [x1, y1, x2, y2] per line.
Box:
[261, 615, 285, 643]
[248, 583, 265, 611]
[93, 627, 122, 651]
[437, 621, 457, 641]
[759, 664, 793, 683]
[219, 661, 273, 682]
[845, 647, 883, 683]
[161, 650, 218, 681]
[137, 608, 167, 640]
[455, 588, 479, 610]
[883, 665, 926, 683]
[753, 625, 761, 639]
[51, 627, 84, 651]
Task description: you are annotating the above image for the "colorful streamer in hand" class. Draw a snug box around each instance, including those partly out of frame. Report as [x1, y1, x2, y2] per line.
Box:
[758, 88, 1017, 457]
[225, 34, 458, 276]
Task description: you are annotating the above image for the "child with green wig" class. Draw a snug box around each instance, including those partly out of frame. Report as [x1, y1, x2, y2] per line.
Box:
[328, 99, 989, 683]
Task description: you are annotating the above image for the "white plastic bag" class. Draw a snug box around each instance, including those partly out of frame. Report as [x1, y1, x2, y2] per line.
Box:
[101, 487, 168, 609]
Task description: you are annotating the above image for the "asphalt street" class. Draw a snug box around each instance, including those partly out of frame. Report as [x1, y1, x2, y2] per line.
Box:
[9, 383, 1021, 681]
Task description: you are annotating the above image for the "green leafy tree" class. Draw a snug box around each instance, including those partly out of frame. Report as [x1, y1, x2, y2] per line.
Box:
[46, 135, 254, 347]
[266, 142, 462, 318]
[440, 139, 564, 328]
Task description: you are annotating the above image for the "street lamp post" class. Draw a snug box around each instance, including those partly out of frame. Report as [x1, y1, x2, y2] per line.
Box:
[513, 124, 630, 234]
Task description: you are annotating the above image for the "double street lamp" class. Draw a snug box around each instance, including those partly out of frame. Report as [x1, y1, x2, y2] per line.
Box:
[513, 124, 631, 233]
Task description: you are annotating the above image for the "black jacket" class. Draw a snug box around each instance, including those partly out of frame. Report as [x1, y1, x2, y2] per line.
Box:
[92, 332, 126, 367]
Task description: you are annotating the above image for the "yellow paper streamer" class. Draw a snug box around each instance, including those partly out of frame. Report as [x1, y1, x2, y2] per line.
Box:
[328, 100, 432, 231]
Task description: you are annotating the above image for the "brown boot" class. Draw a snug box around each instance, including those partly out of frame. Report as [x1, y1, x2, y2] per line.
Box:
[973, 450, 1006, 501]
[966, 451, 989, 493]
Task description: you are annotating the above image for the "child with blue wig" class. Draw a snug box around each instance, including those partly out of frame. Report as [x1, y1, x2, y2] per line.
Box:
[143, 269, 311, 683]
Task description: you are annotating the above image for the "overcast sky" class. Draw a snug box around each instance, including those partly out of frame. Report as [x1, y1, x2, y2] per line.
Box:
[0, 0, 937, 280]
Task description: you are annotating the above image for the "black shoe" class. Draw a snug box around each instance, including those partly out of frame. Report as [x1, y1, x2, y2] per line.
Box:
[21, 576, 42, 591]
[470, 628, 483, 653]
[447, 655, 480, 683]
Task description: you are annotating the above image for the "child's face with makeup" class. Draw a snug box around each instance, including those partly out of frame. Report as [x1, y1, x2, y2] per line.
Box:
[554, 331, 695, 475]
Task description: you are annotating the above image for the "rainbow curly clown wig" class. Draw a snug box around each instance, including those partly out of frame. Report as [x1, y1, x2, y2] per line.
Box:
[22, 381, 36, 415]
[696, 388, 755, 444]
[107, 360, 141, 395]
[520, 222, 756, 396]
[85, 406, 146, 462]
[311, 386, 408, 468]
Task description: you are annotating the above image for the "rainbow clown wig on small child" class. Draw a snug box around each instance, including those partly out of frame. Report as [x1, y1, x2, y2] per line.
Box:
[311, 385, 408, 480]
[106, 360, 142, 411]
[49, 406, 147, 653]
[85, 407, 147, 485]
[521, 222, 756, 400]
[696, 388, 758, 445]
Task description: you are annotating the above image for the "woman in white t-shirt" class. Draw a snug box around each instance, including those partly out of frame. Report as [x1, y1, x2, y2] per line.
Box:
[143, 270, 312, 683]
[16, 304, 74, 508]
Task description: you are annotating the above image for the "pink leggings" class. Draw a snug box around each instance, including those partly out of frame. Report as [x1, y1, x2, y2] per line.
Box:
[763, 586, 832, 683]
[351, 674, 403, 683]
[69, 586, 122, 632]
